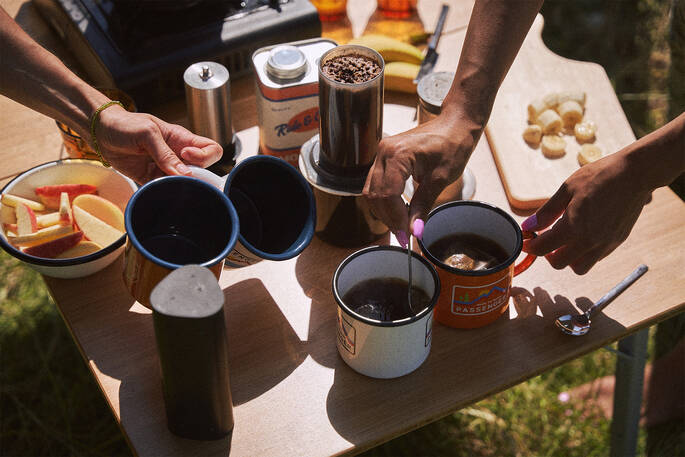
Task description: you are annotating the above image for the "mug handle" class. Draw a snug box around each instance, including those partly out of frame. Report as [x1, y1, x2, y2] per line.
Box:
[514, 230, 537, 276]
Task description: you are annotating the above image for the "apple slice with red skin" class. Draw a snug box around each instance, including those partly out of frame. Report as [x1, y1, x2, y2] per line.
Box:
[24, 231, 84, 258]
[56, 240, 102, 259]
[1, 193, 45, 211]
[72, 194, 124, 231]
[36, 212, 61, 228]
[34, 184, 97, 209]
[16, 203, 38, 235]
[8, 224, 73, 247]
[1, 204, 16, 225]
[4, 222, 18, 233]
[59, 192, 73, 226]
[72, 206, 124, 248]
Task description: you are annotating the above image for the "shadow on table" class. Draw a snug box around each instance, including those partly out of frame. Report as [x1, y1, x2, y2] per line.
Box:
[222, 278, 308, 406]
[295, 234, 391, 369]
[323, 285, 625, 446]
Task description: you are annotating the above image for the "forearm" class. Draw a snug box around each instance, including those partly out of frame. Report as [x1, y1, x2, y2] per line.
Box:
[622, 112, 685, 191]
[0, 7, 108, 141]
[441, 0, 544, 131]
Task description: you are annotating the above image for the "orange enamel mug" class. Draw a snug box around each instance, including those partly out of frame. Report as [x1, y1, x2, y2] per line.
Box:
[417, 201, 536, 329]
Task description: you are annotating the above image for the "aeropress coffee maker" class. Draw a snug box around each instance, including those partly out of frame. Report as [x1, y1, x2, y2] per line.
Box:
[299, 44, 389, 247]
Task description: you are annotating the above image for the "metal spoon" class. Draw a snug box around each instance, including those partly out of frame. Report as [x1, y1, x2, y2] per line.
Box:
[555, 264, 648, 336]
[406, 203, 415, 315]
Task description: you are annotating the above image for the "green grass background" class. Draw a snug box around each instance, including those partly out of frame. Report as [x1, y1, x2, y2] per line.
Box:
[1, 0, 684, 455]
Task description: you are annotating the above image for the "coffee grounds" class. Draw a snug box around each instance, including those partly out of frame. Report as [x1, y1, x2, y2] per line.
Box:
[322, 54, 381, 84]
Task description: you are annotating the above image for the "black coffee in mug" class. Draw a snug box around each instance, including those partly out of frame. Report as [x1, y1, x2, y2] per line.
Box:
[342, 277, 430, 321]
[428, 233, 509, 271]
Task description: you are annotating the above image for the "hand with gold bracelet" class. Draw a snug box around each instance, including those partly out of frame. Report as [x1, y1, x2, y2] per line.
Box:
[0, 7, 222, 184]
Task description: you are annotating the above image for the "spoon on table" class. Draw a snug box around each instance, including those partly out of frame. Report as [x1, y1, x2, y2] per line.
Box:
[555, 264, 648, 336]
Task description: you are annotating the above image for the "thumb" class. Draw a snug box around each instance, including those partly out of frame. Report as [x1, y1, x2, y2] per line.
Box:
[522, 183, 572, 232]
[143, 127, 191, 176]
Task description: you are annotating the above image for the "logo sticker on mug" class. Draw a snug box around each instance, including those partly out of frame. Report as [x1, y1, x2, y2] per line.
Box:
[337, 310, 356, 355]
[450, 273, 511, 316]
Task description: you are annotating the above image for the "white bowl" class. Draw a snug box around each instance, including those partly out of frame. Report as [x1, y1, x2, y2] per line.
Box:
[0, 159, 137, 278]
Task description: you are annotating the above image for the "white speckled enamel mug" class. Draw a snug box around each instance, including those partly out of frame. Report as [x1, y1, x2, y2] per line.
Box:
[332, 246, 440, 379]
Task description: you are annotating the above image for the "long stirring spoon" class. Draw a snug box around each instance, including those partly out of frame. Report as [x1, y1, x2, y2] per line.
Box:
[555, 264, 648, 336]
[406, 203, 415, 315]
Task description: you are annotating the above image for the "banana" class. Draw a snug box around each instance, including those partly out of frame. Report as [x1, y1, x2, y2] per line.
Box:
[348, 34, 424, 65]
[536, 109, 563, 134]
[522, 124, 542, 144]
[527, 98, 547, 123]
[541, 135, 566, 158]
[557, 100, 584, 127]
[578, 144, 602, 166]
[557, 90, 586, 108]
[574, 120, 597, 143]
[384, 61, 420, 93]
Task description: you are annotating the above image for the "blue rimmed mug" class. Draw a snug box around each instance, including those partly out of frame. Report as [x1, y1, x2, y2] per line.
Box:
[123, 176, 239, 308]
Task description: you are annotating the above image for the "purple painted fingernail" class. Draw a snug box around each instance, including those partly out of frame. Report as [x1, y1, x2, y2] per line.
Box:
[412, 219, 424, 240]
[396, 231, 409, 248]
[521, 214, 538, 231]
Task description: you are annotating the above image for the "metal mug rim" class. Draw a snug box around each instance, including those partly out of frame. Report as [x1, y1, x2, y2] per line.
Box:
[332, 245, 441, 327]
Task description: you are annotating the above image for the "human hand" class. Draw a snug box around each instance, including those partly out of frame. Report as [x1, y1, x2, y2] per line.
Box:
[363, 112, 481, 245]
[94, 105, 223, 183]
[521, 151, 651, 275]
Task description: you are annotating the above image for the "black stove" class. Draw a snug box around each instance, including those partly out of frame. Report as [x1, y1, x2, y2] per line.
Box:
[33, 0, 321, 109]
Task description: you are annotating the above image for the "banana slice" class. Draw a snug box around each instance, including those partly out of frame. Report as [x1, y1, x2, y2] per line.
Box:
[557, 100, 584, 127]
[541, 135, 567, 158]
[522, 124, 542, 144]
[527, 99, 547, 123]
[557, 90, 586, 108]
[578, 144, 602, 165]
[543, 93, 560, 110]
[536, 109, 563, 134]
[574, 120, 597, 143]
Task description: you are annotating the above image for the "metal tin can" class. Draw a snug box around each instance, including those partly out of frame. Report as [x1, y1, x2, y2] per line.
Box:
[253, 38, 337, 167]
[417, 71, 454, 125]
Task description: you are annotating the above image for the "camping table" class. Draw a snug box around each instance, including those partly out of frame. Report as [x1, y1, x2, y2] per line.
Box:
[1, 1, 684, 456]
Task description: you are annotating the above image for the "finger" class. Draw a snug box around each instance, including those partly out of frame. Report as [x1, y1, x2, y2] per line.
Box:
[180, 144, 223, 167]
[408, 180, 444, 237]
[569, 249, 606, 275]
[544, 245, 586, 270]
[521, 183, 572, 232]
[523, 216, 572, 256]
[141, 126, 191, 176]
[363, 162, 409, 236]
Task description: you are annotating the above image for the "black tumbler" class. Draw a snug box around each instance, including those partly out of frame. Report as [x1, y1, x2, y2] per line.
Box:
[150, 265, 234, 440]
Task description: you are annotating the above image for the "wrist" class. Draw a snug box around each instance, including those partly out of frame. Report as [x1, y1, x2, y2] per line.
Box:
[621, 114, 685, 192]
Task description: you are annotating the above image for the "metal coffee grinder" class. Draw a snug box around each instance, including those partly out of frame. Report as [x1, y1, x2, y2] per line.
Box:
[184, 61, 241, 175]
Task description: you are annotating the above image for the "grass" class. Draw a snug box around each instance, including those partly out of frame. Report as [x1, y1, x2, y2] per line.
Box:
[1, 0, 684, 455]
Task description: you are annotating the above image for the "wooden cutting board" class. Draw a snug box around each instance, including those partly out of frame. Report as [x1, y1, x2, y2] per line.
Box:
[485, 14, 637, 210]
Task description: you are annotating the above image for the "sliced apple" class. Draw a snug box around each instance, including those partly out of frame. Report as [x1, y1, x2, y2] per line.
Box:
[35, 184, 98, 209]
[16, 203, 38, 235]
[36, 212, 61, 228]
[1, 193, 45, 211]
[72, 206, 124, 248]
[3, 222, 18, 234]
[59, 192, 73, 226]
[1, 204, 16, 224]
[7, 224, 72, 247]
[56, 240, 103, 259]
[24, 231, 83, 258]
[72, 194, 124, 231]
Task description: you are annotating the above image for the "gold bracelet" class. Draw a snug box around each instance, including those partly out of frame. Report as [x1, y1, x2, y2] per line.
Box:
[89, 100, 124, 167]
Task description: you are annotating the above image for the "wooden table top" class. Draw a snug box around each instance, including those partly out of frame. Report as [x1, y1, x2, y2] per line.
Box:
[2, 1, 684, 456]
